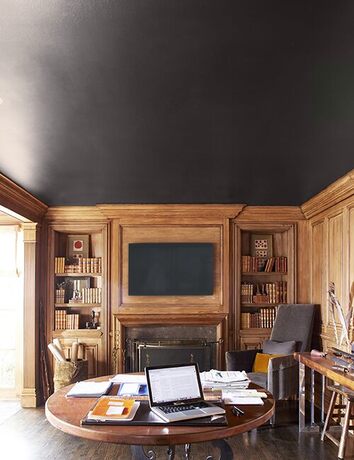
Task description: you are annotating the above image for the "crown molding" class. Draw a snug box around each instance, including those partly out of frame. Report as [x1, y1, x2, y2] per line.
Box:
[97, 203, 245, 220]
[301, 170, 354, 219]
[235, 206, 305, 222]
[0, 174, 47, 222]
[45, 206, 107, 223]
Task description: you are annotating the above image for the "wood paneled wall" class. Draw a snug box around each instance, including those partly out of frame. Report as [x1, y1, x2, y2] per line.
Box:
[300, 170, 354, 350]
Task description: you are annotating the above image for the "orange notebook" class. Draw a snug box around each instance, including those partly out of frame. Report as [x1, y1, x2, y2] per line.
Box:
[88, 397, 139, 421]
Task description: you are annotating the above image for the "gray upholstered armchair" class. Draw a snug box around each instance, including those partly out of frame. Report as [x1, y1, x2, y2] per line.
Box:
[226, 304, 316, 401]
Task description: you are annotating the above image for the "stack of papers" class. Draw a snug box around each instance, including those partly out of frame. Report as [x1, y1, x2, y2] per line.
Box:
[222, 389, 267, 405]
[200, 370, 250, 390]
[110, 374, 147, 384]
[66, 380, 113, 398]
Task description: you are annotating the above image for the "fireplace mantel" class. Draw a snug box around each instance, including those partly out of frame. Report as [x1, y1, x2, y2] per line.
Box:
[112, 314, 228, 373]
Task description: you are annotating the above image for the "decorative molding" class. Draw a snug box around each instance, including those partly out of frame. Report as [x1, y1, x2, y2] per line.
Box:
[97, 204, 245, 220]
[22, 222, 38, 242]
[45, 206, 107, 223]
[301, 169, 354, 219]
[20, 388, 38, 408]
[0, 212, 21, 224]
[235, 206, 305, 222]
[0, 173, 47, 222]
[116, 314, 228, 327]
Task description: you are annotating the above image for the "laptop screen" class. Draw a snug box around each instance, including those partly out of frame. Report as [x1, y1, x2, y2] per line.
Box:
[145, 363, 203, 405]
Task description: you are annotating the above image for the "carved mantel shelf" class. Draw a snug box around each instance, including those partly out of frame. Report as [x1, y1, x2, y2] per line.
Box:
[116, 313, 227, 327]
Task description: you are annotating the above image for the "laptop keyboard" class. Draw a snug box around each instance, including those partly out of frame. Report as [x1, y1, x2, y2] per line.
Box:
[158, 402, 209, 414]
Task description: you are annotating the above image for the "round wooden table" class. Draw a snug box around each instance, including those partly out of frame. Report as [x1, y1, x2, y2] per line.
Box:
[45, 377, 274, 460]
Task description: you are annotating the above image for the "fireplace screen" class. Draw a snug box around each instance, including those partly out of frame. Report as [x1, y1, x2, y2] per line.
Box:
[126, 339, 217, 372]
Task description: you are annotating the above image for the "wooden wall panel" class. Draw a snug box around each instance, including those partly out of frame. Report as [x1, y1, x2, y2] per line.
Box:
[311, 220, 325, 315]
[350, 206, 354, 312]
[302, 170, 354, 352]
[328, 211, 345, 307]
[119, 225, 224, 310]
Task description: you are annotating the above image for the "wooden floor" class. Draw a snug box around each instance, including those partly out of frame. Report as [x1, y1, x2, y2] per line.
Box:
[0, 404, 352, 460]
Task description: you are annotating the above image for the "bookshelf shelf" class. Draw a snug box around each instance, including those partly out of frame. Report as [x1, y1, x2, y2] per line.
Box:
[242, 272, 287, 276]
[55, 303, 101, 308]
[234, 224, 295, 350]
[241, 303, 281, 307]
[55, 273, 102, 277]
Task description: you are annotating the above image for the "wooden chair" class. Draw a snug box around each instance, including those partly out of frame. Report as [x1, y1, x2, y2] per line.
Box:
[321, 384, 354, 459]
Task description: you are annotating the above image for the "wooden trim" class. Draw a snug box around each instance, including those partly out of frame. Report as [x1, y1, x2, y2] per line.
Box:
[0, 173, 47, 222]
[116, 313, 227, 327]
[97, 203, 245, 219]
[21, 222, 39, 407]
[45, 206, 107, 223]
[0, 213, 21, 224]
[301, 169, 354, 219]
[235, 206, 305, 222]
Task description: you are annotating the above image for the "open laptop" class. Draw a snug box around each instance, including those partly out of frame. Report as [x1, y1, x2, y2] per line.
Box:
[145, 363, 225, 423]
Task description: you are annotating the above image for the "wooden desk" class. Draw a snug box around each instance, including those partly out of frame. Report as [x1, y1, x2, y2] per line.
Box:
[294, 352, 354, 432]
[45, 376, 274, 460]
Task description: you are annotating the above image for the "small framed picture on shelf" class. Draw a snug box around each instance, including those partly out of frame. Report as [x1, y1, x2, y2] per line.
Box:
[66, 234, 89, 259]
[250, 234, 273, 259]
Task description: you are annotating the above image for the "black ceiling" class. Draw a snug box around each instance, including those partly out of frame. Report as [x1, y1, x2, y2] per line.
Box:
[0, 1, 353, 207]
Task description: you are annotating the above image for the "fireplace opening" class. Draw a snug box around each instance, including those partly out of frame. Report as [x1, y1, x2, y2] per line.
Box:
[123, 325, 221, 372]
[126, 339, 221, 372]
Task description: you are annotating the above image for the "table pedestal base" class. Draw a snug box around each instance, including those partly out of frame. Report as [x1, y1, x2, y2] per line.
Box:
[131, 440, 233, 460]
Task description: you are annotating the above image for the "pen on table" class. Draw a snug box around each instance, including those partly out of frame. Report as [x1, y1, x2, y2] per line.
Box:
[232, 405, 244, 416]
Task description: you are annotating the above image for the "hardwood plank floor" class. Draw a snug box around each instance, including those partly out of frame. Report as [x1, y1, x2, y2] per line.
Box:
[0, 405, 352, 459]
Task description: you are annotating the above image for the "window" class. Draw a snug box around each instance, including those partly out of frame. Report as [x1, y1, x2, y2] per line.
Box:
[0, 226, 23, 398]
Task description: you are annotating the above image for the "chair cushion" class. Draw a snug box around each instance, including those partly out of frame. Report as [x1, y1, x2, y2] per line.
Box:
[263, 339, 296, 354]
[247, 372, 267, 389]
[252, 353, 281, 373]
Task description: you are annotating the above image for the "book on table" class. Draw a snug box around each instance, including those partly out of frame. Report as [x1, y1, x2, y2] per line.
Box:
[86, 396, 140, 422]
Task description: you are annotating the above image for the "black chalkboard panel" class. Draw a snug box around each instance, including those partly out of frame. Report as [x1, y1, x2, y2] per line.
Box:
[128, 243, 214, 296]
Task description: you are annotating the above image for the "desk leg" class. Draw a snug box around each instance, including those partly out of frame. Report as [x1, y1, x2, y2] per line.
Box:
[298, 363, 321, 432]
[299, 362, 306, 432]
[321, 374, 326, 424]
[310, 368, 315, 427]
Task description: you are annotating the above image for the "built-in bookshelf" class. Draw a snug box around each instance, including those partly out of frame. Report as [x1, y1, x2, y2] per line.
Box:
[54, 255, 103, 330]
[47, 224, 108, 377]
[234, 224, 295, 350]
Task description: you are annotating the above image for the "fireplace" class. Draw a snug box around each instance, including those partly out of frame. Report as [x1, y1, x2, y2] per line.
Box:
[121, 325, 221, 372]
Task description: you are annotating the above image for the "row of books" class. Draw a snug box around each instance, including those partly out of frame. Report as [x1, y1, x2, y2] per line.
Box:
[241, 307, 277, 329]
[241, 282, 287, 304]
[55, 310, 80, 330]
[241, 256, 287, 273]
[54, 257, 102, 274]
[55, 288, 65, 303]
[55, 288, 102, 304]
[74, 287, 102, 304]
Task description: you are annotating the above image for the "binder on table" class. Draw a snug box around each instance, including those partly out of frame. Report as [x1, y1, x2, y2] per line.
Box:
[81, 400, 227, 426]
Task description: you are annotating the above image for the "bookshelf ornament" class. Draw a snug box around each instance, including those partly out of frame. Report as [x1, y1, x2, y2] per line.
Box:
[250, 234, 273, 271]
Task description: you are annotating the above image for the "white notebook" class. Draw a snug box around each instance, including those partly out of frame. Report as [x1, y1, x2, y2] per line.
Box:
[66, 381, 112, 398]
